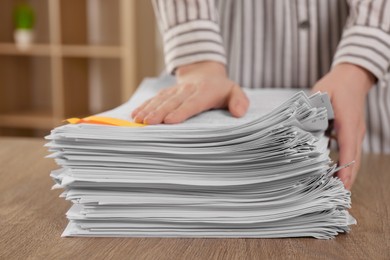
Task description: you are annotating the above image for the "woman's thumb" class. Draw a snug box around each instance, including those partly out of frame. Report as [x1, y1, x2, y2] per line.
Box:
[228, 84, 249, 118]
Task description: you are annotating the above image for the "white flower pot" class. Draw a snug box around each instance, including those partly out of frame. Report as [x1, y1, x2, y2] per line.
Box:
[14, 29, 34, 50]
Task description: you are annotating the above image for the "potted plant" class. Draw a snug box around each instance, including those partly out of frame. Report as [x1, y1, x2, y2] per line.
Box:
[13, 2, 35, 50]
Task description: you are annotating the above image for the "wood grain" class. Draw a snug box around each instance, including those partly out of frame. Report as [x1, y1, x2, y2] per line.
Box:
[0, 137, 389, 260]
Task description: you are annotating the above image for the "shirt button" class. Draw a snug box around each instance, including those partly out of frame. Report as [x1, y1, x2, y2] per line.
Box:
[299, 20, 310, 29]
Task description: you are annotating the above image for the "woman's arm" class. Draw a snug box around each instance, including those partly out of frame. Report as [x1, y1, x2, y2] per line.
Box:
[152, 0, 227, 74]
[313, 0, 390, 190]
[332, 0, 390, 82]
[132, 0, 248, 124]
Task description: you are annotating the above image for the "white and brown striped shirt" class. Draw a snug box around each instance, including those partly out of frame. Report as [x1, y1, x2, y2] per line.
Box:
[152, 0, 390, 153]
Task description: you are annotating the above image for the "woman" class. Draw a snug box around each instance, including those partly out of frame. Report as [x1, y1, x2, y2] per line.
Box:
[132, 0, 390, 189]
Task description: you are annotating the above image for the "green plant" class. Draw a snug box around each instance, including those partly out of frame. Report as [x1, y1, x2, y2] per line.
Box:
[13, 3, 35, 30]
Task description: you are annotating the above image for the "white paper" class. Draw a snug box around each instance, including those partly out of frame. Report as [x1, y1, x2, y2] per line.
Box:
[46, 75, 355, 239]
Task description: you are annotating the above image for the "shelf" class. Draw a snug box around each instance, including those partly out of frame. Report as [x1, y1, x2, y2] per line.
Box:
[88, 58, 122, 113]
[0, 43, 122, 58]
[60, 0, 120, 46]
[0, 56, 53, 126]
[61, 45, 122, 58]
[0, 0, 159, 138]
[0, 43, 52, 56]
[62, 57, 90, 118]
[0, 111, 59, 129]
[61, 57, 122, 118]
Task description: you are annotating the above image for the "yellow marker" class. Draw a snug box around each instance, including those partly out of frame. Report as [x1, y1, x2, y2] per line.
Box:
[66, 116, 145, 127]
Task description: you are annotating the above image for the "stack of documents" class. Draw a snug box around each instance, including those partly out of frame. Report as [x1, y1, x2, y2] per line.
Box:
[46, 76, 356, 239]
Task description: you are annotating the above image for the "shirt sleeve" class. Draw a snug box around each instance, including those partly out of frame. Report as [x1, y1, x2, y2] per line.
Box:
[152, 0, 226, 74]
[332, 0, 390, 83]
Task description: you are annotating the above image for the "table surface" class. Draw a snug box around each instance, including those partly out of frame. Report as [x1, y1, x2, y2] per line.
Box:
[0, 137, 389, 260]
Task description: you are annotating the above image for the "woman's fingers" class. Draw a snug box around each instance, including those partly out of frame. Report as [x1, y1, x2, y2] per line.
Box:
[131, 70, 249, 125]
[132, 86, 180, 124]
[164, 93, 211, 124]
[336, 127, 355, 189]
[228, 84, 249, 117]
[131, 98, 152, 119]
[349, 141, 362, 188]
[347, 121, 365, 188]
[143, 88, 194, 124]
[335, 118, 359, 190]
[163, 83, 250, 124]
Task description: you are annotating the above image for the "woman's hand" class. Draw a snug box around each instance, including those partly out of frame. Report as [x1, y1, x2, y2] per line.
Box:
[131, 61, 249, 124]
[312, 63, 375, 190]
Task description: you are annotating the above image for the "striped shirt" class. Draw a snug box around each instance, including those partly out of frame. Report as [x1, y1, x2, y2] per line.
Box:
[152, 0, 390, 153]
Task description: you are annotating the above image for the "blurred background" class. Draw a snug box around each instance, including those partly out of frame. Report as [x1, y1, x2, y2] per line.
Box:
[0, 0, 164, 137]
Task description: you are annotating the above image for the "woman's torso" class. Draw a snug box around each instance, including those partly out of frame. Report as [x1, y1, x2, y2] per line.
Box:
[216, 0, 349, 88]
[215, 0, 390, 153]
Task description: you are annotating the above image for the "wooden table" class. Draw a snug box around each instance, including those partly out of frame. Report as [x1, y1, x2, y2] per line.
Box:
[0, 137, 389, 259]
